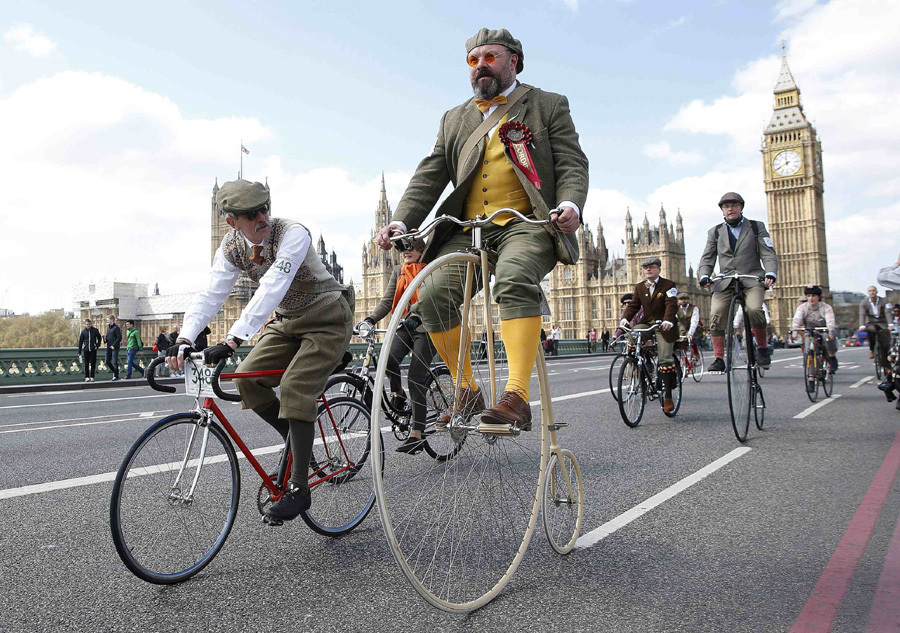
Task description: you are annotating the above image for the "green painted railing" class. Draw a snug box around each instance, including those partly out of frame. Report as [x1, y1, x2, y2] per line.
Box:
[0, 340, 602, 386]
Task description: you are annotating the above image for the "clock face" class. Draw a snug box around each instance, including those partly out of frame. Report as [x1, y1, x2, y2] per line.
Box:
[773, 149, 801, 176]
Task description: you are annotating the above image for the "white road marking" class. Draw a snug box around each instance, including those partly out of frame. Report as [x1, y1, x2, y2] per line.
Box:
[849, 377, 873, 389]
[0, 393, 180, 410]
[0, 411, 171, 430]
[0, 412, 175, 435]
[575, 447, 752, 548]
[793, 394, 843, 419]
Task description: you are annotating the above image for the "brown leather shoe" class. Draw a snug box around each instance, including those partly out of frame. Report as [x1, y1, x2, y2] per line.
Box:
[436, 387, 485, 426]
[479, 390, 532, 431]
[870, 352, 875, 360]
[663, 398, 675, 413]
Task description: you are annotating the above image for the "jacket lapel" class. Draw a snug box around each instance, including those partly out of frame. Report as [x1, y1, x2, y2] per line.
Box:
[455, 101, 486, 185]
[734, 220, 752, 253]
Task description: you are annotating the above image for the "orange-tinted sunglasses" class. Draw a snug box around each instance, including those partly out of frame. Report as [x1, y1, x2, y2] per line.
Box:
[467, 50, 506, 67]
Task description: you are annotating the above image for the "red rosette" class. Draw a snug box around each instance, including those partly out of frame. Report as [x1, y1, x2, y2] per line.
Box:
[498, 121, 541, 189]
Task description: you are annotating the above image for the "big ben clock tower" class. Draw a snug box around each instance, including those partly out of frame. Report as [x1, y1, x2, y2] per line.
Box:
[762, 45, 829, 337]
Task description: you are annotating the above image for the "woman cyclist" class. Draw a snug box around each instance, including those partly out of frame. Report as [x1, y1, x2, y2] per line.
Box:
[361, 236, 435, 454]
[791, 285, 838, 390]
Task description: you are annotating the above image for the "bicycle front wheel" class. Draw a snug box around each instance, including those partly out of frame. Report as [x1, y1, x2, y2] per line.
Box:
[804, 350, 819, 402]
[617, 356, 646, 427]
[726, 297, 752, 442]
[608, 353, 624, 401]
[302, 397, 378, 536]
[542, 449, 584, 554]
[371, 251, 547, 612]
[821, 353, 834, 398]
[692, 346, 705, 382]
[110, 413, 240, 584]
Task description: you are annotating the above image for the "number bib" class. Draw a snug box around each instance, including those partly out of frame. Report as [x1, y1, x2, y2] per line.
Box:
[184, 358, 217, 398]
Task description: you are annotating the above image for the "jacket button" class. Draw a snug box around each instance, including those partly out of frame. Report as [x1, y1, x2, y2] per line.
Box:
[483, 201, 488, 205]
[482, 188, 487, 192]
[482, 174, 487, 178]
[484, 160, 489, 165]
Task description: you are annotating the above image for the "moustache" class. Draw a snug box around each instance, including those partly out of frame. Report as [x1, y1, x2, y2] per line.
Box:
[255, 222, 270, 231]
[474, 69, 497, 81]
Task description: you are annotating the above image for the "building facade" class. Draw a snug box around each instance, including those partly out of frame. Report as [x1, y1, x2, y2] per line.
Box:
[762, 48, 830, 337]
[354, 174, 402, 326]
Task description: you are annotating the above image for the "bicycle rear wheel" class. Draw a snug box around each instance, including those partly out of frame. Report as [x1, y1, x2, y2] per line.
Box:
[110, 413, 240, 584]
[617, 356, 646, 427]
[608, 353, 624, 402]
[663, 356, 682, 418]
[692, 346, 705, 382]
[302, 397, 378, 536]
[422, 365, 465, 461]
[372, 251, 547, 612]
[754, 383, 766, 430]
[542, 449, 584, 554]
[726, 296, 752, 442]
[804, 350, 819, 402]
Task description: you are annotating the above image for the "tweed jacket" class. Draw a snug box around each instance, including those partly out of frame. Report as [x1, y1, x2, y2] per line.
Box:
[622, 277, 680, 343]
[859, 296, 890, 328]
[697, 217, 778, 293]
[393, 83, 589, 265]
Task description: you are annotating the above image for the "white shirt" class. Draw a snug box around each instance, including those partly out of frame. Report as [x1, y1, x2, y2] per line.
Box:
[391, 81, 580, 233]
[181, 224, 312, 344]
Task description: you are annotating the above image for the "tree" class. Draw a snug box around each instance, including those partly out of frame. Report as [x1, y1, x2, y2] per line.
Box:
[0, 313, 80, 348]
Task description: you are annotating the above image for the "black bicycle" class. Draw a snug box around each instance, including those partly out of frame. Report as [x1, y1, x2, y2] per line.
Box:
[616, 323, 683, 427]
[797, 327, 833, 402]
[325, 320, 462, 461]
[709, 273, 767, 442]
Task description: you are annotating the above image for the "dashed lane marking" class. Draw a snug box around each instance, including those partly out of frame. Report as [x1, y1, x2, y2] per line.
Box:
[793, 394, 843, 419]
[576, 447, 752, 548]
[0, 411, 171, 430]
[850, 377, 874, 389]
[0, 393, 179, 410]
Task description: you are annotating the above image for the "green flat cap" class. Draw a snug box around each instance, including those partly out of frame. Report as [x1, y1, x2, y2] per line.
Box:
[465, 28, 524, 73]
[640, 256, 662, 268]
[216, 179, 270, 216]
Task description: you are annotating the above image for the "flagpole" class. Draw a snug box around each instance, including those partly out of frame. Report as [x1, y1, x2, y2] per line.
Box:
[240, 139, 243, 179]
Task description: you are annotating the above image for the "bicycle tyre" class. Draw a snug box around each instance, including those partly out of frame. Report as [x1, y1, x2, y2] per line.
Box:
[301, 397, 379, 536]
[110, 413, 240, 584]
[754, 383, 766, 430]
[326, 372, 410, 441]
[617, 356, 646, 427]
[608, 353, 624, 402]
[422, 365, 465, 461]
[804, 350, 819, 403]
[726, 296, 752, 443]
[692, 345, 705, 382]
[874, 338, 884, 380]
[541, 449, 584, 555]
[821, 352, 834, 398]
[663, 356, 682, 418]
[371, 251, 547, 612]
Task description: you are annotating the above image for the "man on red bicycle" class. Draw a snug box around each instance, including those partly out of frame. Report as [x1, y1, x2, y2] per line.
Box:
[620, 257, 680, 412]
[676, 292, 701, 360]
[166, 179, 354, 522]
[698, 192, 778, 373]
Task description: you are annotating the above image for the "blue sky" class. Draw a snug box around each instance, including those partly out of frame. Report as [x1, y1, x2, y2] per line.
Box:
[1, 1, 897, 314]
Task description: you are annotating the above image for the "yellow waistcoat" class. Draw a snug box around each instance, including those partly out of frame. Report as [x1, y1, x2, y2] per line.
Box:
[463, 114, 533, 225]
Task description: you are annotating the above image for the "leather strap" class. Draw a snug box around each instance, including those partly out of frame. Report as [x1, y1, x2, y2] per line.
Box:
[456, 85, 531, 183]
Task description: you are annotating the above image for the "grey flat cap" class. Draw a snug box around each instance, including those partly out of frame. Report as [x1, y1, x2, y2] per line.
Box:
[718, 192, 744, 207]
[216, 179, 270, 216]
[465, 28, 524, 73]
[640, 256, 662, 268]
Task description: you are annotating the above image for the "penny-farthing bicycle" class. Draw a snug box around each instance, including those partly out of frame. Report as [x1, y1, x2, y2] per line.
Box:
[370, 209, 584, 612]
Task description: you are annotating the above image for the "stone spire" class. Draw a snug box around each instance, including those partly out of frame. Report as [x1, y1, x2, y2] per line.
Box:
[774, 41, 798, 94]
[659, 203, 668, 241]
[375, 171, 391, 230]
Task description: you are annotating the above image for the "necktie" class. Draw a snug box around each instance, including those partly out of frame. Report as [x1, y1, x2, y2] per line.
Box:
[250, 245, 264, 265]
[475, 94, 507, 113]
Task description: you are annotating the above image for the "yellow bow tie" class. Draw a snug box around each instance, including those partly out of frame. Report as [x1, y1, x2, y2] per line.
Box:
[475, 95, 507, 113]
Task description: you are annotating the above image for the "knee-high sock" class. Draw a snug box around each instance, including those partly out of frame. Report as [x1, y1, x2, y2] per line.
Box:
[752, 327, 768, 350]
[712, 336, 725, 360]
[429, 324, 475, 390]
[500, 316, 542, 401]
[288, 419, 315, 491]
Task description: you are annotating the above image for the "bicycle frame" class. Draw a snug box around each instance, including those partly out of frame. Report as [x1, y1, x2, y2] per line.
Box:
[622, 324, 662, 397]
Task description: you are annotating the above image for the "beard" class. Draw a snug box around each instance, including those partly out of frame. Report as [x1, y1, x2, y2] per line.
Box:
[471, 66, 514, 100]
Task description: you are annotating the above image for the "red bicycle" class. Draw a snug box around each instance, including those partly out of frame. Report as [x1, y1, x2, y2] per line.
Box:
[674, 335, 705, 382]
[110, 353, 378, 584]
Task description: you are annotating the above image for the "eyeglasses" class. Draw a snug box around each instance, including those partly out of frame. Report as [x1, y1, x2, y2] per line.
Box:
[241, 205, 269, 221]
[467, 50, 506, 67]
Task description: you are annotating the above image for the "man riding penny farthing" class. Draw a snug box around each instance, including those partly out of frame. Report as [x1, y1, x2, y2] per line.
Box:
[372, 27, 589, 611]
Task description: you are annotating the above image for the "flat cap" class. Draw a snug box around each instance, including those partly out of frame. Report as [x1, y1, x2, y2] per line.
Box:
[466, 28, 524, 73]
[718, 192, 745, 207]
[216, 179, 270, 216]
[640, 256, 662, 268]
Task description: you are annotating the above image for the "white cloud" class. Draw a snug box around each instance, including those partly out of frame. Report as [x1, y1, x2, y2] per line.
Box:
[0, 70, 406, 314]
[775, 0, 819, 20]
[4, 24, 58, 58]
[642, 141, 704, 167]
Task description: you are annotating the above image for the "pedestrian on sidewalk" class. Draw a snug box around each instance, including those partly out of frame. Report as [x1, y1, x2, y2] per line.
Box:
[550, 323, 562, 356]
[77, 318, 102, 382]
[587, 327, 597, 353]
[104, 314, 122, 381]
[600, 329, 610, 352]
[155, 328, 170, 377]
[124, 320, 144, 379]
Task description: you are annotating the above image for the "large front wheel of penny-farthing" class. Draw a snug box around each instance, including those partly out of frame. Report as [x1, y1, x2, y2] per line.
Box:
[726, 295, 752, 443]
[371, 251, 547, 613]
[542, 448, 584, 554]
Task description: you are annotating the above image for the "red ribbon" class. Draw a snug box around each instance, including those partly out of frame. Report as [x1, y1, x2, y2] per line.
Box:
[498, 121, 541, 190]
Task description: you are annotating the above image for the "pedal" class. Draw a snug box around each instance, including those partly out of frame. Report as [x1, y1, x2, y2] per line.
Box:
[262, 515, 284, 527]
[477, 422, 520, 437]
[548, 422, 568, 431]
